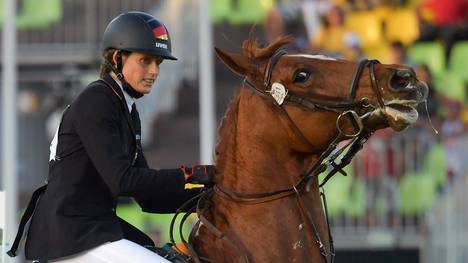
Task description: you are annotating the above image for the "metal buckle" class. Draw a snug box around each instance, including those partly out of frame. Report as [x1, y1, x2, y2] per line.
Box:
[336, 110, 363, 137]
[360, 97, 372, 108]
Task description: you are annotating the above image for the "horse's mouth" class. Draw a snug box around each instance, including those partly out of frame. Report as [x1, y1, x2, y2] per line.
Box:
[365, 100, 421, 132]
[383, 102, 419, 131]
[378, 77, 428, 131]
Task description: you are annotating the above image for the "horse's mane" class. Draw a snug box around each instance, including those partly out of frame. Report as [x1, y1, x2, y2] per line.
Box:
[241, 35, 294, 60]
[214, 91, 240, 180]
[214, 35, 294, 179]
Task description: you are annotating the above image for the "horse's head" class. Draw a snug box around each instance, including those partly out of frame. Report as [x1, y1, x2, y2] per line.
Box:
[215, 36, 427, 151]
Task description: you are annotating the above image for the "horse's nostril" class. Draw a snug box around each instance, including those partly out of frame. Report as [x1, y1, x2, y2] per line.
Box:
[390, 70, 413, 90]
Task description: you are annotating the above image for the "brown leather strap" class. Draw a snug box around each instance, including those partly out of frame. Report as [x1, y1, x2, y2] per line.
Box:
[369, 61, 385, 108]
[214, 184, 297, 204]
[294, 189, 331, 262]
[195, 191, 250, 263]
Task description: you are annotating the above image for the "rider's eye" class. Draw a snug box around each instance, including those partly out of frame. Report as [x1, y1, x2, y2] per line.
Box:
[293, 69, 310, 83]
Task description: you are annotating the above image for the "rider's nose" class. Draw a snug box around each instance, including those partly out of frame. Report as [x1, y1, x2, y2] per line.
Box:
[149, 61, 159, 76]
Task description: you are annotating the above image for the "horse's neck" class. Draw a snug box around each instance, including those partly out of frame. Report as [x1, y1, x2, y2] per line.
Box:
[216, 91, 317, 192]
[207, 91, 330, 262]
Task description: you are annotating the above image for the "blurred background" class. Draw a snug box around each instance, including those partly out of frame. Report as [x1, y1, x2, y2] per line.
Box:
[1, 0, 468, 262]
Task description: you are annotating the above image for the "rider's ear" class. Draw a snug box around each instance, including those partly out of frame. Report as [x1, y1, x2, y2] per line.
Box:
[214, 47, 249, 77]
[112, 51, 119, 65]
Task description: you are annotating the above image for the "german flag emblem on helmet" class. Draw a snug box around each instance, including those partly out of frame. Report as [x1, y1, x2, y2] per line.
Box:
[152, 25, 168, 40]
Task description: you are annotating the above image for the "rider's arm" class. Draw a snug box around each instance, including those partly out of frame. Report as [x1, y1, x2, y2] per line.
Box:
[70, 86, 192, 202]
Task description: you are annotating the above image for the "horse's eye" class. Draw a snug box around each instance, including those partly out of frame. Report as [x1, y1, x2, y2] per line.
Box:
[293, 69, 310, 83]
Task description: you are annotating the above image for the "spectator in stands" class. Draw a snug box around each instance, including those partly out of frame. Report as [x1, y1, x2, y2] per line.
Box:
[344, 0, 373, 11]
[389, 41, 414, 66]
[373, 0, 407, 7]
[342, 32, 366, 61]
[264, 7, 285, 44]
[417, 0, 468, 58]
[301, 0, 332, 44]
[462, 101, 468, 131]
[263, 3, 309, 52]
[311, 5, 357, 57]
[441, 99, 465, 182]
[359, 129, 403, 227]
[8, 12, 214, 263]
[441, 99, 465, 140]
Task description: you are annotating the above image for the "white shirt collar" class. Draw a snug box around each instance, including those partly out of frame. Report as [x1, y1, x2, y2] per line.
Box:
[111, 76, 135, 113]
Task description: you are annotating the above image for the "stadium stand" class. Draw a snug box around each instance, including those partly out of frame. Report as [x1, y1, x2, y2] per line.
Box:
[408, 42, 446, 77]
[16, 0, 63, 29]
[433, 72, 466, 102]
[448, 41, 468, 85]
[211, 0, 232, 24]
[3, 0, 467, 254]
[364, 43, 391, 63]
[0, 1, 3, 26]
[345, 10, 384, 48]
[398, 172, 438, 217]
[422, 143, 447, 188]
[211, 0, 273, 25]
[383, 8, 419, 46]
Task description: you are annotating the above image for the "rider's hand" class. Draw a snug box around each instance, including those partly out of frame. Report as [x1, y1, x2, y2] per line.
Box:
[180, 165, 215, 186]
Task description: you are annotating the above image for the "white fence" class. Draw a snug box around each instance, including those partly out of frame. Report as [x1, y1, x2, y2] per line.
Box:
[328, 126, 446, 250]
[0, 190, 5, 263]
[422, 136, 468, 263]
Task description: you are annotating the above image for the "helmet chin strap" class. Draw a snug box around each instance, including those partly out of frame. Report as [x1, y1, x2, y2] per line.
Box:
[105, 50, 144, 99]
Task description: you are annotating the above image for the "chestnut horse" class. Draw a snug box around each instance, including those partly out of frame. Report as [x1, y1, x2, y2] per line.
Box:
[186, 36, 427, 263]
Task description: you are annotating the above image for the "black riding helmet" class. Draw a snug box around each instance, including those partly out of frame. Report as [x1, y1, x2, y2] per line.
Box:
[102, 11, 177, 60]
[101, 12, 176, 98]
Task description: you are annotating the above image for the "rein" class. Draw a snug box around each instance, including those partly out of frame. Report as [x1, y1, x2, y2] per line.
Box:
[173, 51, 384, 263]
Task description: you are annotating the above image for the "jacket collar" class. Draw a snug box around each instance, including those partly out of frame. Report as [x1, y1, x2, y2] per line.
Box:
[101, 74, 138, 138]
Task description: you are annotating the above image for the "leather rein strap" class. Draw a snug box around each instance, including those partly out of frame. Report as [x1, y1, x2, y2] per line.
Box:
[178, 51, 384, 263]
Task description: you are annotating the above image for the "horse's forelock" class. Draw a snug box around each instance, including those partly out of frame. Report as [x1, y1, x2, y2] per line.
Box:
[242, 35, 294, 61]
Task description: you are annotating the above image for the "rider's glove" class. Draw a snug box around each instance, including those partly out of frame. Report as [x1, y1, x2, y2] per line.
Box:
[180, 165, 215, 186]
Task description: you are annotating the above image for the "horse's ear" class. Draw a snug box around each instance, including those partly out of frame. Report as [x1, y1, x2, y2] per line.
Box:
[214, 47, 249, 77]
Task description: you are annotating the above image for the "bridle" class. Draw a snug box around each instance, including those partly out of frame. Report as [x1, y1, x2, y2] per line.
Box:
[171, 50, 386, 263]
[246, 49, 384, 135]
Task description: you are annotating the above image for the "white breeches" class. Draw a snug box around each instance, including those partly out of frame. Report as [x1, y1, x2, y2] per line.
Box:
[49, 239, 171, 263]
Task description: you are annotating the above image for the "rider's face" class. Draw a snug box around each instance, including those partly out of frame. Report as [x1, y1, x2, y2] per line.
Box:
[115, 51, 163, 94]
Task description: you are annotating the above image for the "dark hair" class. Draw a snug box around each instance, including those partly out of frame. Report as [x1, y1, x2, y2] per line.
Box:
[99, 49, 131, 78]
[390, 41, 405, 51]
